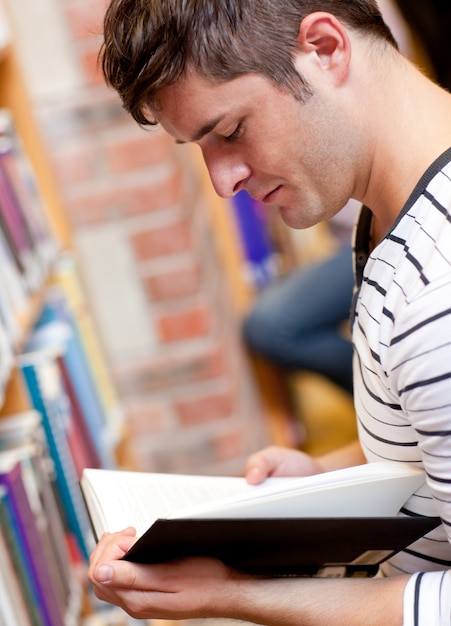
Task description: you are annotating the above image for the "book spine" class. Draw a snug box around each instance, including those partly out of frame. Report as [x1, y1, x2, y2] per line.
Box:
[51, 253, 125, 443]
[0, 460, 65, 626]
[0, 504, 33, 626]
[0, 474, 46, 626]
[19, 354, 94, 561]
[30, 289, 116, 469]
[0, 110, 58, 272]
[56, 352, 103, 471]
[0, 411, 85, 625]
[0, 155, 27, 274]
[0, 108, 62, 404]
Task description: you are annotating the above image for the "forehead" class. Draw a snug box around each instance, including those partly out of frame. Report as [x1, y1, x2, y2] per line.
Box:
[154, 72, 284, 142]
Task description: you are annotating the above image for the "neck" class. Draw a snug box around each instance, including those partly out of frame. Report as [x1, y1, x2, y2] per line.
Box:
[357, 57, 451, 237]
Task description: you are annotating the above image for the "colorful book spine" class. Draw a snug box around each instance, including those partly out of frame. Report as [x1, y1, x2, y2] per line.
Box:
[27, 288, 116, 469]
[51, 253, 125, 443]
[0, 109, 58, 270]
[0, 486, 42, 626]
[0, 488, 35, 626]
[0, 410, 84, 625]
[18, 352, 95, 561]
[0, 455, 65, 625]
[230, 190, 279, 289]
[0, 312, 13, 405]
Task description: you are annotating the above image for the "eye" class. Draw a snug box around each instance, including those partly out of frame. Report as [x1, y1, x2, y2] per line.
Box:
[224, 123, 243, 143]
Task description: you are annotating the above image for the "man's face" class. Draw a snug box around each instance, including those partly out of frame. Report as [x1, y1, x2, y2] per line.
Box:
[155, 71, 358, 230]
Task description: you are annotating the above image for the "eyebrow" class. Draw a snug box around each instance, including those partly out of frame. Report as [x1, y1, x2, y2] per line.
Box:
[175, 116, 224, 144]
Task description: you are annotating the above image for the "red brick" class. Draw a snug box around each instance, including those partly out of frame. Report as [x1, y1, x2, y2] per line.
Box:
[175, 390, 235, 426]
[61, 170, 185, 226]
[144, 262, 201, 301]
[214, 429, 245, 462]
[125, 402, 168, 436]
[63, 187, 123, 226]
[124, 169, 184, 215]
[112, 341, 228, 395]
[157, 305, 212, 341]
[130, 221, 192, 261]
[104, 131, 173, 174]
[51, 143, 98, 187]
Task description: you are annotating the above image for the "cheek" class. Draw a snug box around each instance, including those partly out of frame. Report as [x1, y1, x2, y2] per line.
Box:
[254, 130, 300, 175]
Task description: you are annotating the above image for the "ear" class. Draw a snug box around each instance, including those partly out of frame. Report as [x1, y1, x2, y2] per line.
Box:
[296, 12, 351, 84]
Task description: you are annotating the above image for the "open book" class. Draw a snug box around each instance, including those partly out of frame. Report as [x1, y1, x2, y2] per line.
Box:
[80, 462, 440, 577]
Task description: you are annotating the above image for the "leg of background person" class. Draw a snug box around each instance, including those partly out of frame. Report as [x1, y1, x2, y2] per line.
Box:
[242, 245, 354, 394]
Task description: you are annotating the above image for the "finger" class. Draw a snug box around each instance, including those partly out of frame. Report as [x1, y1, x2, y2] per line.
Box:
[89, 529, 138, 578]
[245, 445, 282, 484]
[90, 557, 234, 620]
[245, 446, 321, 483]
[92, 556, 228, 591]
[90, 529, 136, 565]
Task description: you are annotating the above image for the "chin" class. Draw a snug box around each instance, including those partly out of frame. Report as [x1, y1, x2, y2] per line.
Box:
[278, 205, 320, 230]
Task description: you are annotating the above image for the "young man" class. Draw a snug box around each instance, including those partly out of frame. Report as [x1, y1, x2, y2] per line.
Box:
[89, 1, 451, 624]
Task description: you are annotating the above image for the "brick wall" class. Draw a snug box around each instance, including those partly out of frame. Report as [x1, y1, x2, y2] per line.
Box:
[30, 0, 269, 475]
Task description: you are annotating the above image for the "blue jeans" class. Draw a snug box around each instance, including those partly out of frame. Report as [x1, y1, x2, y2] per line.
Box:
[242, 245, 354, 394]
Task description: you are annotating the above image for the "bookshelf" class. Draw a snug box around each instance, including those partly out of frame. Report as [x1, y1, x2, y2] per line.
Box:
[0, 25, 125, 625]
[0, 44, 71, 249]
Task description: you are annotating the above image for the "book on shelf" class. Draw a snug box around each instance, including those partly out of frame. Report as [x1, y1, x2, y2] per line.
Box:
[0, 225, 28, 338]
[0, 146, 36, 282]
[0, 487, 41, 626]
[0, 107, 60, 400]
[80, 462, 440, 578]
[0, 410, 83, 625]
[25, 288, 116, 469]
[25, 293, 103, 473]
[0, 447, 67, 626]
[0, 420, 47, 626]
[51, 253, 125, 443]
[0, 312, 14, 405]
[0, 490, 34, 626]
[18, 350, 96, 562]
[0, 109, 58, 297]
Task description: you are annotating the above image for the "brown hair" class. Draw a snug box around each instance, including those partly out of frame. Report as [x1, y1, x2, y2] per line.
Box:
[101, 0, 398, 126]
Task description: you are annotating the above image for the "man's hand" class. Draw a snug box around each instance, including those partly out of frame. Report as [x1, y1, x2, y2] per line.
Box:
[244, 440, 366, 484]
[245, 445, 323, 484]
[88, 527, 243, 620]
[87, 525, 407, 625]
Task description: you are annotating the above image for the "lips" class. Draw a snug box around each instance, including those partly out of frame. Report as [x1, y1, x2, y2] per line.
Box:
[259, 185, 282, 204]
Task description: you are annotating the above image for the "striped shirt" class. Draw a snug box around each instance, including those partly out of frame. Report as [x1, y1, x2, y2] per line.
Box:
[352, 147, 451, 625]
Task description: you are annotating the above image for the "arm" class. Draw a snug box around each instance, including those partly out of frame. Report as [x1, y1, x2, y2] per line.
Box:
[88, 530, 408, 625]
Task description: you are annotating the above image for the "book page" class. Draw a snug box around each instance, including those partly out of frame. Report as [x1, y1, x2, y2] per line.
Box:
[82, 462, 425, 538]
[171, 462, 425, 519]
[81, 470, 255, 536]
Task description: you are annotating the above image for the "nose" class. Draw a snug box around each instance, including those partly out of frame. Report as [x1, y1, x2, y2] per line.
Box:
[202, 146, 251, 198]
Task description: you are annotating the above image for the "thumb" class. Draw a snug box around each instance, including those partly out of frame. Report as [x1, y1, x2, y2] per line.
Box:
[94, 563, 114, 583]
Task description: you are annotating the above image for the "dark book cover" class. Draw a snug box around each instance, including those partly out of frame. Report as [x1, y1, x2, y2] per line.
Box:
[122, 515, 441, 577]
